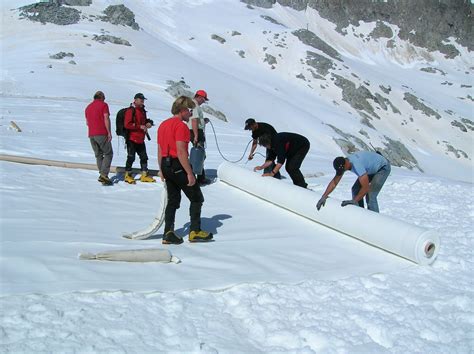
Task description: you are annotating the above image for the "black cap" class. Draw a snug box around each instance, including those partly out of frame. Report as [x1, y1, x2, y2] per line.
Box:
[244, 118, 256, 130]
[333, 156, 346, 176]
[134, 93, 147, 100]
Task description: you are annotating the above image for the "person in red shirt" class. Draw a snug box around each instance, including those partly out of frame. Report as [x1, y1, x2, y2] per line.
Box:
[123, 93, 155, 184]
[157, 96, 213, 244]
[85, 90, 113, 186]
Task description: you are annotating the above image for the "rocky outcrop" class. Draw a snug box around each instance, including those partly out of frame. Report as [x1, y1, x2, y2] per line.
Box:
[328, 125, 421, 170]
[293, 29, 342, 61]
[101, 5, 139, 30]
[305, 51, 334, 76]
[332, 74, 380, 120]
[403, 93, 441, 120]
[56, 0, 92, 5]
[49, 52, 74, 59]
[261, 15, 285, 26]
[243, 0, 473, 57]
[264, 53, 278, 67]
[92, 35, 131, 46]
[369, 21, 393, 40]
[165, 80, 228, 122]
[381, 137, 421, 171]
[19, 2, 81, 25]
[211, 34, 226, 44]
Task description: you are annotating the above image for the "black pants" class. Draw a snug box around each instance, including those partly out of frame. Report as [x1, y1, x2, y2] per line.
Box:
[161, 158, 204, 233]
[190, 129, 206, 182]
[286, 141, 310, 188]
[264, 148, 281, 179]
[126, 141, 148, 172]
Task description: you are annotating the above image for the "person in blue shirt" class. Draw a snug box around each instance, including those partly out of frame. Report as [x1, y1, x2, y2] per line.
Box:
[316, 151, 391, 213]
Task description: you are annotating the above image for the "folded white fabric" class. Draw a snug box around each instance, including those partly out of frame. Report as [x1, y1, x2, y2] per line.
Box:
[79, 248, 180, 263]
[122, 184, 167, 240]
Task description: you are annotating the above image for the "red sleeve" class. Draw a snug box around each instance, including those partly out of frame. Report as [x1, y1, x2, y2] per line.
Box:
[102, 103, 110, 116]
[175, 122, 190, 142]
[124, 108, 137, 130]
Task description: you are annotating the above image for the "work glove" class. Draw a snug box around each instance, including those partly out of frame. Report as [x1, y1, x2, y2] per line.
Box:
[316, 197, 327, 211]
[341, 199, 357, 207]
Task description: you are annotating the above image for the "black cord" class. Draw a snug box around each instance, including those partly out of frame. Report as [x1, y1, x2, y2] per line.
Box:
[208, 119, 260, 163]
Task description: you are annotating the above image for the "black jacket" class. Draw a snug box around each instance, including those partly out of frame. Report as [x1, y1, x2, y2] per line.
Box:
[267, 132, 309, 164]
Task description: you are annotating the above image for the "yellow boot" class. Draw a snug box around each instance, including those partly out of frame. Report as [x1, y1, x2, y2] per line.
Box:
[140, 171, 156, 183]
[124, 172, 136, 184]
[189, 230, 213, 243]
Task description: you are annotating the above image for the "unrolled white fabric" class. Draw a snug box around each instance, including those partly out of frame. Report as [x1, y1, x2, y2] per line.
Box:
[79, 248, 180, 263]
[217, 162, 440, 265]
[122, 184, 167, 240]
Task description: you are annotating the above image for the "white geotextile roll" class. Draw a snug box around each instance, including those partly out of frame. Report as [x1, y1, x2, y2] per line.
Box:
[79, 248, 180, 263]
[122, 185, 167, 240]
[218, 162, 439, 265]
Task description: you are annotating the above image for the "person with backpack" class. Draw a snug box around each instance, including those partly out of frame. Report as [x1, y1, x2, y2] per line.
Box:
[85, 90, 114, 186]
[187, 90, 212, 185]
[255, 132, 310, 188]
[122, 93, 155, 184]
[157, 96, 213, 244]
[244, 118, 280, 179]
[316, 151, 391, 213]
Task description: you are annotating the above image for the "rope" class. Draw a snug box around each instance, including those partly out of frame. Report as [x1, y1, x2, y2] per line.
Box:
[207, 119, 260, 164]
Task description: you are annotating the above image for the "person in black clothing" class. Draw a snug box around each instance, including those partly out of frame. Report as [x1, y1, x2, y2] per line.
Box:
[244, 118, 281, 179]
[254, 132, 310, 188]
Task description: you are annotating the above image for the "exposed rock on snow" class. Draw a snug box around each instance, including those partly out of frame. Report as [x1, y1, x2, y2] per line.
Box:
[165, 80, 228, 122]
[101, 5, 139, 30]
[403, 92, 441, 120]
[245, 0, 472, 57]
[264, 53, 277, 67]
[420, 67, 446, 76]
[92, 34, 131, 46]
[305, 51, 334, 76]
[369, 21, 393, 40]
[261, 15, 285, 26]
[332, 74, 380, 120]
[450, 120, 467, 133]
[49, 52, 74, 59]
[55, 0, 92, 5]
[381, 136, 421, 171]
[211, 34, 226, 44]
[293, 29, 342, 61]
[19, 2, 81, 25]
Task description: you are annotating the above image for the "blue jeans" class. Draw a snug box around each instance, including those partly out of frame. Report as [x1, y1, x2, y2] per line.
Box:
[351, 163, 391, 213]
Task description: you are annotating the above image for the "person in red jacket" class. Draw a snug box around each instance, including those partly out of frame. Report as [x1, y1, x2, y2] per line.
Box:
[85, 90, 113, 186]
[157, 96, 213, 244]
[124, 93, 155, 184]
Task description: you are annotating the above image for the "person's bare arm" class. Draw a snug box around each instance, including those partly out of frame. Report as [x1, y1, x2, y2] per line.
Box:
[254, 160, 273, 172]
[158, 145, 164, 181]
[248, 139, 258, 160]
[353, 174, 370, 202]
[104, 113, 112, 142]
[262, 163, 283, 177]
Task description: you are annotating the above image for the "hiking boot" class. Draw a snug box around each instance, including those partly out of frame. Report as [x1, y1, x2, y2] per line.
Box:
[124, 172, 136, 184]
[162, 231, 183, 245]
[189, 230, 213, 243]
[140, 171, 156, 183]
[198, 178, 213, 186]
[98, 175, 113, 186]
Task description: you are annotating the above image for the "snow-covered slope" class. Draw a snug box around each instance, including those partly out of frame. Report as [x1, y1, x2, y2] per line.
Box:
[1, 0, 472, 180]
[0, 0, 473, 352]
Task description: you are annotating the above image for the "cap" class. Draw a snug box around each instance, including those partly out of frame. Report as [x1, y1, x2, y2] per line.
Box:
[333, 156, 346, 176]
[134, 93, 147, 100]
[195, 89, 209, 101]
[244, 118, 256, 130]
